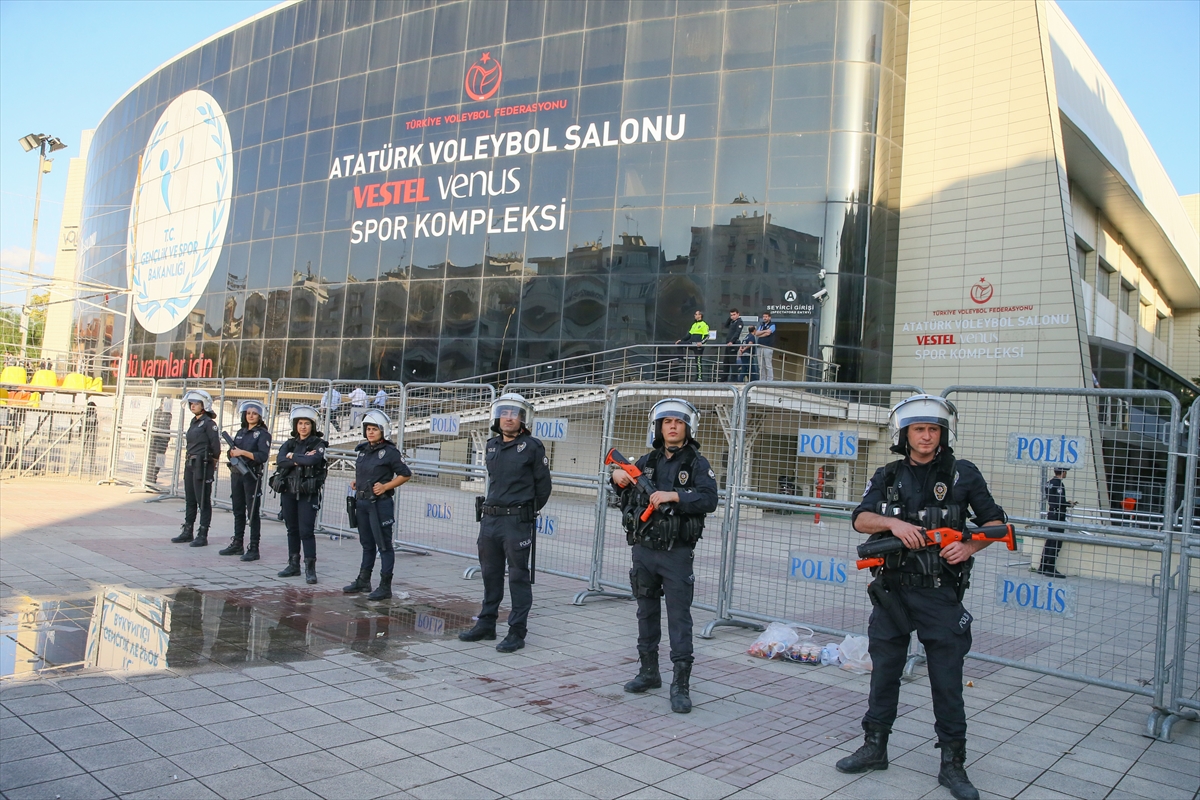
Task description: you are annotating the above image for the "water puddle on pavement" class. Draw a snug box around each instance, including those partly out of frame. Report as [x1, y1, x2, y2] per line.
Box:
[0, 585, 479, 679]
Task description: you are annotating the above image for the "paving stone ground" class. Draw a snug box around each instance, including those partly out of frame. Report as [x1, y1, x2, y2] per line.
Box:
[1, 479, 1197, 800]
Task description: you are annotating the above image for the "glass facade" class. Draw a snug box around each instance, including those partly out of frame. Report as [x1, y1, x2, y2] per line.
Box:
[76, 0, 909, 384]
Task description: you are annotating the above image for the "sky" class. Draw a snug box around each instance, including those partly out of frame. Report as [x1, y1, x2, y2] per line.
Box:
[0, 0, 1197, 308]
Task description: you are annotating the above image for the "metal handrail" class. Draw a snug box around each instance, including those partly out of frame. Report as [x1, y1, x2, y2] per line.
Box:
[453, 343, 839, 387]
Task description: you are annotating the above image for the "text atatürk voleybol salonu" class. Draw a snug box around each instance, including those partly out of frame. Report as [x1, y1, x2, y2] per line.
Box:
[347, 114, 686, 244]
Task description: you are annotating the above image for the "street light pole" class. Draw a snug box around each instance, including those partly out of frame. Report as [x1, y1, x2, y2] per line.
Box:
[18, 133, 67, 359]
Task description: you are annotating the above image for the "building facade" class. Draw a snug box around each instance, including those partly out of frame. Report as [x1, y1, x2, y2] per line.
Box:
[72, 0, 1198, 398]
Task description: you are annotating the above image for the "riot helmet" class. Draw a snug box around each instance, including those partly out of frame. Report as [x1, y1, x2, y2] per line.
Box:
[361, 408, 392, 441]
[182, 388, 213, 413]
[238, 399, 266, 427]
[647, 398, 699, 448]
[289, 405, 320, 437]
[887, 394, 957, 454]
[490, 392, 533, 434]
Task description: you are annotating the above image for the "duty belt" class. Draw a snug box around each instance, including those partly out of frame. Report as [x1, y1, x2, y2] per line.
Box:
[482, 504, 525, 516]
[882, 572, 952, 589]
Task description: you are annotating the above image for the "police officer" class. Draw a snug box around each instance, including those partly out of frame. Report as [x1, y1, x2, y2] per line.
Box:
[611, 399, 718, 714]
[1040, 467, 1074, 578]
[459, 393, 552, 653]
[836, 395, 1005, 800]
[171, 389, 220, 546]
[343, 409, 411, 601]
[272, 406, 327, 584]
[219, 400, 272, 561]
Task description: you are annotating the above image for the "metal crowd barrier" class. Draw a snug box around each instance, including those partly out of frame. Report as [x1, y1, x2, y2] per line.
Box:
[1155, 396, 1200, 740]
[21, 373, 1200, 742]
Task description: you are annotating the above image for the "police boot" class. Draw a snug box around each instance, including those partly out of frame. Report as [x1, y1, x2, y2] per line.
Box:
[171, 524, 194, 543]
[190, 527, 209, 547]
[458, 622, 496, 642]
[669, 662, 692, 713]
[240, 537, 260, 562]
[304, 558, 318, 585]
[367, 573, 392, 601]
[219, 535, 244, 556]
[343, 568, 372, 594]
[937, 740, 979, 800]
[278, 554, 301, 577]
[623, 652, 663, 693]
[496, 631, 525, 653]
[835, 724, 890, 773]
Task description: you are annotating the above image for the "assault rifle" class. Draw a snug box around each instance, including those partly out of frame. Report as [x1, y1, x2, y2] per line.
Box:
[604, 448, 658, 522]
[856, 524, 1016, 570]
[220, 431, 252, 476]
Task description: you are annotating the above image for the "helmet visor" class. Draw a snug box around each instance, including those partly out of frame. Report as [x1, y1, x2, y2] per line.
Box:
[494, 404, 527, 425]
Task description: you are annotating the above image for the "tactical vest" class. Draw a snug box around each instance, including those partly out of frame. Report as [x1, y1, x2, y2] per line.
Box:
[869, 453, 970, 584]
[622, 446, 705, 550]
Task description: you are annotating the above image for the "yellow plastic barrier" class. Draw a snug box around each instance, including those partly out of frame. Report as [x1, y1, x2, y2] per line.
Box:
[0, 366, 28, 385]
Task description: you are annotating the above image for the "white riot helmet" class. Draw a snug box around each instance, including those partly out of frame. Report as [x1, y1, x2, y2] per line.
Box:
[361, 408, 392, 441]
[238, 399, 266, 424]
[183, 388, 213, 412]
[887, 394, 957, 454]
[490, 392, 533, 434]
[289, 405, 320, 436]
[647, 398, 699, 448]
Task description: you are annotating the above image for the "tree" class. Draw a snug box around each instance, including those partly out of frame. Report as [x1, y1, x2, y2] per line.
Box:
[0, 292, 47, 357]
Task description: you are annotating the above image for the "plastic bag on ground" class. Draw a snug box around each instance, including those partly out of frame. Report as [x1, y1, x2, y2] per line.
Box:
[748, 622, 800, 659]
[838, 634, 872, 673]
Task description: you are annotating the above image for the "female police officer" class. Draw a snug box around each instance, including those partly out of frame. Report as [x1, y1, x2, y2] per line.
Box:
[611, 399, 718, 714]
[836, 395, 1004, 800]
[219, 399, 272, 561]
[171, 388, 220, 546]
[273, 405, 327, 584]
[458, 393, 552, 653]
[343, 409, 412, 601]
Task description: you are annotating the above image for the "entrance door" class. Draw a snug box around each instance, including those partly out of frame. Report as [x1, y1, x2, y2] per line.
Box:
[772, 322, 811, 381]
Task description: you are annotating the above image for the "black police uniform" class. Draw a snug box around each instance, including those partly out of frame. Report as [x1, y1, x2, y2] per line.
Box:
[181, 412, 220, 540]
[619, 441, 718, 666]
[275, 432, 327, 571]
[229, 421, 272, 553]
[473, 431, 552, 642]
[1041, 475, 1068, 574]
[353, 439, 412, 580]
[721, 315, 744, 381]
[852, 450, 1005, 746]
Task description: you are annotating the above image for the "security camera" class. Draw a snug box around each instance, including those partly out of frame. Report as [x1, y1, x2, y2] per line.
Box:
[812, 288, 829, 303]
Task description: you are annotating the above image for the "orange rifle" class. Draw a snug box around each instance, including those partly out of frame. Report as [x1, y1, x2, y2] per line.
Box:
[855, 524, 1017, 570]
[604, 448, 659, 522]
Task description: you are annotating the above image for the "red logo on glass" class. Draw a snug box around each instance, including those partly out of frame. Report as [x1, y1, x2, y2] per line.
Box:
[969, 277, 994, 305]
[464, 52, 502, 101]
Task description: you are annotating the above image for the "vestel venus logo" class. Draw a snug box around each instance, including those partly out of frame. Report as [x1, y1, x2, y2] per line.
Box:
[464, 52, 502, 101]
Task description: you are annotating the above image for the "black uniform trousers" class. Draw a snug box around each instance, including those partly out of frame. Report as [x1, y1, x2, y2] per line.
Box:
[357, 495, 396, 575]
[631, 543, 696, 665]
[864, 582, 972, 743]
[280, 492, 318, 559]
[230, 470, 264, 544]
[1041, 517, 1065, 571]
[476, 515, 533, 635]
[183, 460, 214, 531]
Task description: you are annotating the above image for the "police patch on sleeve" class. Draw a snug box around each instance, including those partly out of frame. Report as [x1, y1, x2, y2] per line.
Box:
[543, 457, 549, 465]
[862, 479, 873, 499]
[708, 469, 715, 478]
[934, 482, 947, 501]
